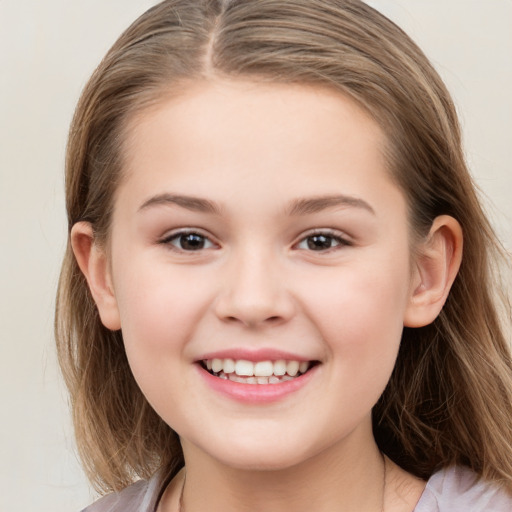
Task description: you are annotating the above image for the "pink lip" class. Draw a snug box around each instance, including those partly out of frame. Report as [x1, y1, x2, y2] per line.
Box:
[196, 348, 313, 363]
[196, 363, 319, 404]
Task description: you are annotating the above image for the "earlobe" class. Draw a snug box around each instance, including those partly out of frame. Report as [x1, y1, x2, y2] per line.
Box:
[70, 222, 121, 330]
[404, 215, 463, 328]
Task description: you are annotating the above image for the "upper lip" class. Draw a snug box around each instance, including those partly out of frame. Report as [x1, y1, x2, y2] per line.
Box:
[196, 348, 316, 363]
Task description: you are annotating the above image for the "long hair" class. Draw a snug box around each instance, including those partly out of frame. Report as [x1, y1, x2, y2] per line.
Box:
[55, 0, 512, 493]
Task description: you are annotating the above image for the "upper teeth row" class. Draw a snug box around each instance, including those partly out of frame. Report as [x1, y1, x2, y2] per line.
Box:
[205, 359, 310, 377]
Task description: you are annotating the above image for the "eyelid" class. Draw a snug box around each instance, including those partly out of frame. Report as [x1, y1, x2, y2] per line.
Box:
[157, 227, 352, 253]
[159, 228, 219, 251]
[293, 228, 353, 251]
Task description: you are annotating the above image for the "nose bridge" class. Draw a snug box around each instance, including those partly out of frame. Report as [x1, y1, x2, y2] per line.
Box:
[214, 241, 294, 326]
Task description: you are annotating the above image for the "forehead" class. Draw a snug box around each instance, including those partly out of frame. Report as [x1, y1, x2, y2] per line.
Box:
[117, 79, 402, 217]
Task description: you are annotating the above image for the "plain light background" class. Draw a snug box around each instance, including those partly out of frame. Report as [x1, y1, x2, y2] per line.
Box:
[0, 1, 510, 510]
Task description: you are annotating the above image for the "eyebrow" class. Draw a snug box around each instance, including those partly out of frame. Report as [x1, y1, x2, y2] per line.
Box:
[138, 193, 375, 216]
[287, 195, 375, 216]
[138, 193, 222, 214]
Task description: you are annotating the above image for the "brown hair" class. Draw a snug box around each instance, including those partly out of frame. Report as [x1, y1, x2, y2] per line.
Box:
[56, 0, 512, 494]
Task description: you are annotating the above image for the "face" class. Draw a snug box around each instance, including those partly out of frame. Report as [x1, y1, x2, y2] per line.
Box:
[103, 80, 418, 471]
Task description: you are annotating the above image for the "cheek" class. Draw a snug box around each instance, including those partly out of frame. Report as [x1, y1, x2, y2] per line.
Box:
[111, 256, 212, 362]
[299, 253, 410, 365]
[110, 258, 218, 417]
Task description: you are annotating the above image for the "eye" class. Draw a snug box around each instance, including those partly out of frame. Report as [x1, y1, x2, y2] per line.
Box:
[161, 231, 216, 251]
[296, 231, 351, 252]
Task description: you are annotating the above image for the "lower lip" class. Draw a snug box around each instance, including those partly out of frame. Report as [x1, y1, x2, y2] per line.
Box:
[197, 364, 318, 404]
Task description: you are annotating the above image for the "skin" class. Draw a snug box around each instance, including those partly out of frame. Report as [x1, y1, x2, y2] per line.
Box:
[72, 80, 462, 512]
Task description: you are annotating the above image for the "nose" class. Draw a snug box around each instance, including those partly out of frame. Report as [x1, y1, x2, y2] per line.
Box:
[213, 247, 296, 328]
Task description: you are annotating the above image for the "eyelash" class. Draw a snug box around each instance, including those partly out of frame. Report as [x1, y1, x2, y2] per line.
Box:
[160, 230, 217, 252]
[294, 229, 352, 252]
[159, 229, 352, 253]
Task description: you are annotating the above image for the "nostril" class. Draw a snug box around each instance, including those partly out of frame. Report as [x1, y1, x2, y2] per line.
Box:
[214, 287, 296, 327]
[223, 314, 283, 326]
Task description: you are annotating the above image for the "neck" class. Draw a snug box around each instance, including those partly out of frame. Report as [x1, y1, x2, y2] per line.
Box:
[177, 429, 386, 512]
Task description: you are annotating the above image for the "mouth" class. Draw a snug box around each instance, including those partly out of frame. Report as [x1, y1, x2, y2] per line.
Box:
[200, 358, 319, 385]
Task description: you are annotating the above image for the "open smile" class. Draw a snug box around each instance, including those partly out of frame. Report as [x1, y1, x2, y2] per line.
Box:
[201, 358, 319, 385]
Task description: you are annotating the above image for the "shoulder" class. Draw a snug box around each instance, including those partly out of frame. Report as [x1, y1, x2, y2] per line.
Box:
[80, 473, 162, 512]
[415, 466, 512, 512]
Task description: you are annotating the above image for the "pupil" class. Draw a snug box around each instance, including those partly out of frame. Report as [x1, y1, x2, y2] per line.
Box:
[307, 235, 332, 250]
[181, 233, 204, 250]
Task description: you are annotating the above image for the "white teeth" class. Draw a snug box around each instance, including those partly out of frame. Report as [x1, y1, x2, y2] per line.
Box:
[223, 358, 235, 374]
[273, 360, 287, 376]
[218, 370, 305, 385]
[211, 358, 223, 373]
[235, 360, 254, 376]
[286, 360, 300, 377]
[228, 373, 245, 383]
[254, 361, 274, 377]
[204, 358, 313, 380]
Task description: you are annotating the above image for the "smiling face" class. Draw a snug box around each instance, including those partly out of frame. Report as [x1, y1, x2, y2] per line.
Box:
[86, 80, 421, 471]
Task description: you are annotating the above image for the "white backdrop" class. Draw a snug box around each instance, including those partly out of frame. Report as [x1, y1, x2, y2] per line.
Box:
[0, 1, 510, 510]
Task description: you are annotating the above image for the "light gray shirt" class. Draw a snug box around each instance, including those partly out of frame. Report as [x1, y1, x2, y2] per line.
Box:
[82, 465, 512, 511]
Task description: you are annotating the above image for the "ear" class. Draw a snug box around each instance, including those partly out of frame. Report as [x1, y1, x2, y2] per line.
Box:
[70, 222, 121, 330]
[404, 215, 463, 328]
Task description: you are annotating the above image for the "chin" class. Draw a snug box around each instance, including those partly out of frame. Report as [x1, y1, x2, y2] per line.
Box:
[218, 453, 307, 472]
[202, 436, 320, 473]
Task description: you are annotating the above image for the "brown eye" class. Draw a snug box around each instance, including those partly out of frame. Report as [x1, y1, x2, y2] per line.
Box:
[164, 232, 215, 251]
[296, 232, 350, 252]
[306, 234, 336, 250]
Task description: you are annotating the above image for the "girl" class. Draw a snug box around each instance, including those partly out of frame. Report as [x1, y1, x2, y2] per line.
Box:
[56, 1, 512, 511]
